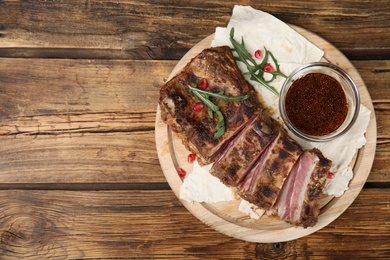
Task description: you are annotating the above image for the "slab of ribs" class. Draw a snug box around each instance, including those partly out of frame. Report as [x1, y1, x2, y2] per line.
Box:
[159, 46, 331, 228]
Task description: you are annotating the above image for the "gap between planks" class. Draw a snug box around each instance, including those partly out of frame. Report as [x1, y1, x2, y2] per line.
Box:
[0, 183, 172, 191]
[0, 182, 386, 191]
[0, 47, 389, 61]
[0, 47, 189, 61]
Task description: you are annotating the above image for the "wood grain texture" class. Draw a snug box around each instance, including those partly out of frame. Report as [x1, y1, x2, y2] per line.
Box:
[351, 60, 390, 183]
[0, 58, 388, 184]
[0, 58, 172, 118]
[0, 0, 389, 60]
[0, 59, 174, 184]
[352, 60, 390, 101]
[0, 0, 387, 258]
[0, 189, 388, 259]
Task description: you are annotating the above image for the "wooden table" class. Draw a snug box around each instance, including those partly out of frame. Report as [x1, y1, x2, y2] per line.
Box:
[0, 1, 389, 259]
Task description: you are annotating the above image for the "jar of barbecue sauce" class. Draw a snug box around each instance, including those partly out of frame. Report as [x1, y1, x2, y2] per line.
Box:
[279, 62, 360, 142]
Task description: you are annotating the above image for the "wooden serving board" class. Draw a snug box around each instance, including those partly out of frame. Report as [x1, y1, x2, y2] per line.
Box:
[155, 25, 377, 242]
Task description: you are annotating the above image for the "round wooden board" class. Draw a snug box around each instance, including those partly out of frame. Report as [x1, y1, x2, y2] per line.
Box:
[155, 25, 377, 242]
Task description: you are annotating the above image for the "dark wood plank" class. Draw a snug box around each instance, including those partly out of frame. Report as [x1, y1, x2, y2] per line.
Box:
[0, 58, 388, 184]
[0, 2, 387, 259]
[0, 59, 172, 119]
[0, 189, 388, 259]
[0, 132, 167, 184]
[2, 59, 385, 120]
[352, 60, 390, 101]
[351, 60, 390, 183]
[0, 58, 172, 183]
[0, 128, 386, 184]
[0, 0, 389, 60]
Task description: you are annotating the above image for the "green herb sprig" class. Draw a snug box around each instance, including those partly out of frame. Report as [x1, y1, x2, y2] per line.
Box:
[188, 82, 249, 139]
[229, 27, 287, 96]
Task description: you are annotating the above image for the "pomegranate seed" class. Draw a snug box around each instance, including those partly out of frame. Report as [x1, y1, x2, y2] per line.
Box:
[177, 168, 186, 177]
[187, 154, 196, 163]
[327, 172, 334, 179]
[193, 103, 203, 112]
[255, 50, 261, 59]
[264, 64, 274, 72]
[198, 80, 207, 90]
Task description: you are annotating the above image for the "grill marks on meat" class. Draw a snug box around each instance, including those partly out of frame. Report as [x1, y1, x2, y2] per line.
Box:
[210, 112, 279, 187]
[159, 46, 261, 165]
[271, 150, 331, 227]
[159, 46, 332, 228]
[238, 130, 303, 210]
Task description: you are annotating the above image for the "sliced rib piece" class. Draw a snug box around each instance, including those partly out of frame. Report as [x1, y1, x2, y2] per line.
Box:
[159, 46, 261, 165]
[238, 129, 303, 210]
[271, 149, 331, 228]
[209, 111, 279, 187]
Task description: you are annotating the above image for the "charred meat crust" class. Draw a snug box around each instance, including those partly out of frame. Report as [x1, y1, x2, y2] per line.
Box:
[238, 130, 303, 210]
[159, 46, 261, 165]
[298, 149, 331, 228]
[280, 149, 331, 228]
[210, 111, 280, 187]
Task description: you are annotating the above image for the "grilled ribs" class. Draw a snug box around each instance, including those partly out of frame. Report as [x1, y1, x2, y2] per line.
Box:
[159, 46, 332, 228]
[270, 149, 332, 227]
[210, 111, 279, 187]
[159, 46, 261, 165]
[238, 129, 304, 210]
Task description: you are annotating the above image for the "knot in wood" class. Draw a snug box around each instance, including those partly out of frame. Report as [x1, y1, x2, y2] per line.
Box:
[255, 242, 289, 259]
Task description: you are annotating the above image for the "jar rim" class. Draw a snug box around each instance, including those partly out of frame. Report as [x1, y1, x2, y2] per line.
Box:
[279, 62, 360, 142]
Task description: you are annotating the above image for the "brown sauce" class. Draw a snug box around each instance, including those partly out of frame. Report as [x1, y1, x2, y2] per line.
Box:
[285, 73, 348, 136]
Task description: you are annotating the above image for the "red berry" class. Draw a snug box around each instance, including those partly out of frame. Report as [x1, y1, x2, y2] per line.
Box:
[187, 154, 196, 163]
[327, 172, 334, 179]
[264, 64, 274, 72]
[198, 80, 207, 90]
[193, 103, 203, 112]
[255, 50, 261, 59]
[178, 168, 186, 177]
